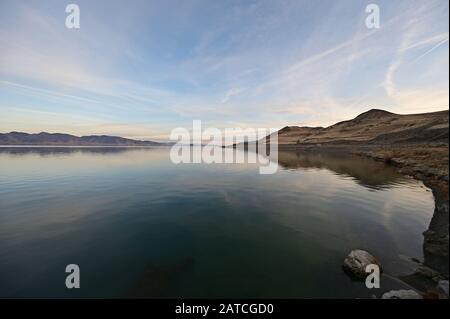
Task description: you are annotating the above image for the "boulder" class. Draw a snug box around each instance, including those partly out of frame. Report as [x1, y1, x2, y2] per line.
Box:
[414, 265, 443, 282]
[343, 250, 381, 279]
[382, 289, 422, 299]
[437, 280, 449, 299]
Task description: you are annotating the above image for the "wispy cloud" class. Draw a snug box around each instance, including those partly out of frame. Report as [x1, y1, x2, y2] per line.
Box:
[0, 0, 448, 139]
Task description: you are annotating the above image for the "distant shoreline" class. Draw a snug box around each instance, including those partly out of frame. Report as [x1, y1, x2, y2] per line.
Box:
[0, 144, 171, 147]
[0, 132, 164, 147]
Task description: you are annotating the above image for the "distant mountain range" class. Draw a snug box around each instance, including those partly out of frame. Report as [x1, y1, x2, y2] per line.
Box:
[271, 109, 449, 145]
[0, 132, 162, 146]
[2, 109, 448, 147]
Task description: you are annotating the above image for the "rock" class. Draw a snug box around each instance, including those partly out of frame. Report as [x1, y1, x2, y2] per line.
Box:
[414, 265, 441, 280]
[382, 289, 423, 299]
[343, 250, 381, 279]
[437, 280, 449, 299]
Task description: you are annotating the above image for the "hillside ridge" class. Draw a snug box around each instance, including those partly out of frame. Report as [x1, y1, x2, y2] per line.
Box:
[0, 131, 161, 146]
[273, 109, 449, 145]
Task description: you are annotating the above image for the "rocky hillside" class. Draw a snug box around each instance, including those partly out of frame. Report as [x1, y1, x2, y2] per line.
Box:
[0, 132, 161, 146]
[273, 109, 449, 145]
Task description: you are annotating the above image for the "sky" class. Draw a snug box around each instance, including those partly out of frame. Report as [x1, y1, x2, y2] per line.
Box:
[0, 0, 448, 141]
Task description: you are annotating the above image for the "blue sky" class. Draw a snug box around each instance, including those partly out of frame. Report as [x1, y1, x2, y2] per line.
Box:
[0, 0, 448, 141]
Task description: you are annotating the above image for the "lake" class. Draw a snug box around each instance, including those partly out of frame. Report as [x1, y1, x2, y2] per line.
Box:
[0, 147, 434, 298]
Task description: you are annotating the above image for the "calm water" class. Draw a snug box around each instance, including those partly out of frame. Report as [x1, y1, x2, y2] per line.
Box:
[0, 147, 434, 298]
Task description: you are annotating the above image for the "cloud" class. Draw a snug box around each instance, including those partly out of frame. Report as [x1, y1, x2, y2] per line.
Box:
[412, 37, 449, 63]
[382, 5, 449, 111]
[220, 88, 243, 104]
[389, 88, 449, 114]
[0, 0, 448, 138]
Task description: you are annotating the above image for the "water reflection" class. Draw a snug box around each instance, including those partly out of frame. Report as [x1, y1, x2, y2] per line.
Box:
[277, 150, 407, 190]
[0, 146, 153, 156]
[0, 147, 435, 298]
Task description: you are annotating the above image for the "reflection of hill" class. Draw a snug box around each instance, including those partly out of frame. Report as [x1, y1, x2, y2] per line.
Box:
[277, 150, 406, 189]
[278, 149, 449, 281]
[0, 146, 158, 157]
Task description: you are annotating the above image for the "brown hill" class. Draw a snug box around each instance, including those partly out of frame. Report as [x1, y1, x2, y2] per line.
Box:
[274, 109, 449, 145]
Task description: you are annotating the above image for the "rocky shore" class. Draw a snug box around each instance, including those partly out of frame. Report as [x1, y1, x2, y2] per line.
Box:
[269, 109, 448, 298]
[278, 143, 449, 298]
[354, 145, 448, 277]
[355, 145, 448, 298]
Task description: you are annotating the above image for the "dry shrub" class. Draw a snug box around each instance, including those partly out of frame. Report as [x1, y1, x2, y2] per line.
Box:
[383, 151, 395, 164]
[438, 182, 449, 198]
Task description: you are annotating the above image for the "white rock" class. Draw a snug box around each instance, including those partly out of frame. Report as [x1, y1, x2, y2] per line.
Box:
[382, 290, 422, 299]
[343, 250, 381, 279]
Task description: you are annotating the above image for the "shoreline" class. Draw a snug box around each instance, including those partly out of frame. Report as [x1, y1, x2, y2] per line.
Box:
[278, 143, 449, 296]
